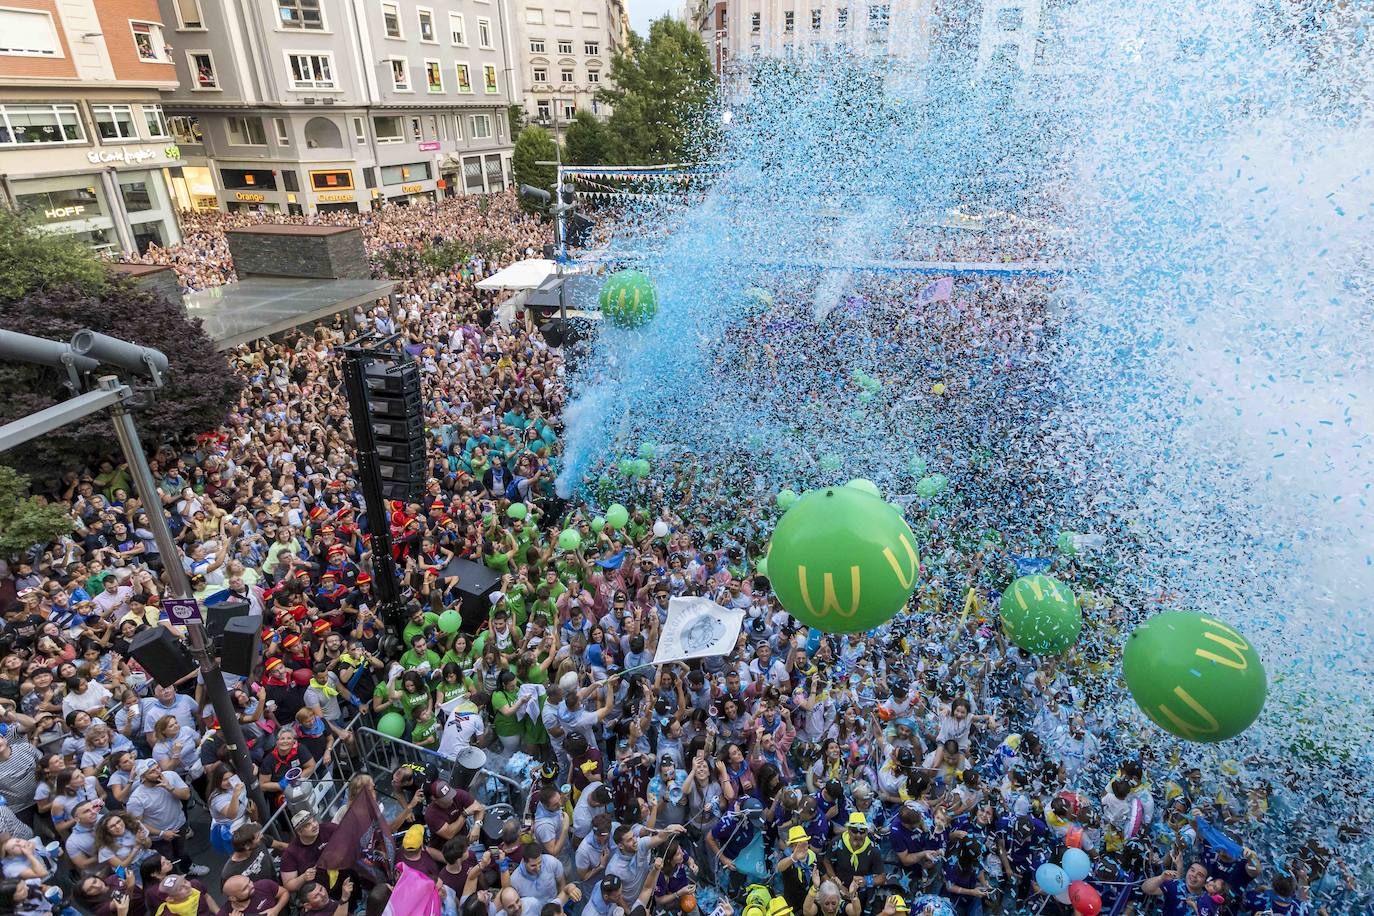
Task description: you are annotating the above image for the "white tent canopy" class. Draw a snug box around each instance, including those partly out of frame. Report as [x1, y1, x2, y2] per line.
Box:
[475, 258, 556, 291]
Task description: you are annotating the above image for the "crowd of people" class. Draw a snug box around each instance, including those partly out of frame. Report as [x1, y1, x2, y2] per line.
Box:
[0, 194, 1365, 916]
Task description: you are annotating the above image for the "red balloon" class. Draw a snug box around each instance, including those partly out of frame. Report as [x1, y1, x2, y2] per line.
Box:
[1068, 881, 1101, 916]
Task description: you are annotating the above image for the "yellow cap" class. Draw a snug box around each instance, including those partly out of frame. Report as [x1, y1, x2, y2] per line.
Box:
[890, 896, 910, 913]
[786, 825, 810, 846]
[767, 899, 793, 916]
[846, 811, 869, 830]
[402, 824, 426, 851]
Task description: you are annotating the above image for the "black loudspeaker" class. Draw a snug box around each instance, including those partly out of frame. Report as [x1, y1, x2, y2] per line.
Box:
[438, 557, 502, 630]
[220, 616, 262, 678]
[128, 627, 197, 686]
[205, 600, 251, 641]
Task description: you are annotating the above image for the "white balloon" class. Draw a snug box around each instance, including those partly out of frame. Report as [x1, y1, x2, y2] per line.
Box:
[653, 520, 670, 538]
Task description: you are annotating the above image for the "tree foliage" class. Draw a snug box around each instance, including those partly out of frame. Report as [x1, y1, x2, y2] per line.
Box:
[0, 467, 73, 560]
[600, 18, 716, 165]
[511, 125, 560, 213]
[564, 110, 611, 166]
[0, 210, 243, 478]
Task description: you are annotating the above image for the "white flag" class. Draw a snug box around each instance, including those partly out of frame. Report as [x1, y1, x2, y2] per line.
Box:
[653, 597, 745, 665]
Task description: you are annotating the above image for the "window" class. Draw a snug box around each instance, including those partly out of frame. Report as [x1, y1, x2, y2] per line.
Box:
[226, 116, 267, 145]
[425, 59, 443, 91]
[477, 18, 492, 47]
[131, 21, 168, 62]
[536, 100, 550, 120]
[374, 115, 403, 142]
[557, 39, 573, 53]
[274, 117, 289, 144]
[287, 52, 335, 89]
[167, 115, 202, 144]
[452, 115, 462, 139]
[812, 8, 821, 29]
[278, 0, 323, 30]
[525, 7, 543, 24]
[750, 12, 759, 32]
[449, 13, 466, 44]
[381, 2, 402, 37]
[837, 7, 849, 28]
[362, 167, 375, 189]
[407, 116, 421, 141]
[282, 170, 300, 192]
[381, 162, 432, 184]
[92, 104, 137, 140]
[584, 41, 598, 55]
[0, 104, 85, 145]
[390, 57, 411, 90]
[353, 116, 366, 144]
[143, 105, 170, 139]
[417, 7, 436, 41]
[483, 64, 498, 93]
[309, 169, 354, 191]
[581, 11, 597, 26]
[532, 66, 547, 83]
[561, 101, 574, 120]
[426, 114, 438, 139]
[0, 8, 60, 55]
[220, 168, 276, 190]
[173, 0, 204, 29]
[530, 38, 545, 52]
[997, 7, 1023, 30]
[784, 11, 794, 31]
[586, 68, 599, 83]
[560, 67, 573, 83]
[553, 9, 571, 26]
[868, 4, 889, 30]
[188, 51, 218, 89]
[455, 62, 472, 92]
[469, 114, 491, 139]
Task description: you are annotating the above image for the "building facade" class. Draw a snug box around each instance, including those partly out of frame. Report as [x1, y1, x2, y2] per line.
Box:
[512, 0, 626, 135]
[0, 0, 184, 254]
[154, 0, 518, 215]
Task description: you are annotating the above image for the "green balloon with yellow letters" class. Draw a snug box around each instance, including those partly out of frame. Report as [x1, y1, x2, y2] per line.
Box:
[599, 270, 659, 328]
[1123, 610, 1266, 743]
[767, 486, 920, 634]
[999, 574, 1082, 655]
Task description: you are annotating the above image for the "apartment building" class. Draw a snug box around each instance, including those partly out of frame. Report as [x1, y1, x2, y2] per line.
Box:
[514, 0, 626, 133]
[155, 0, 518, 214]
[0, 0, 183, 254]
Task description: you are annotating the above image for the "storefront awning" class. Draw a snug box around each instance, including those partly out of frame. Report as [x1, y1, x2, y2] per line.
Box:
[474, 258, 556, 291]
[184, 277, 397, 350]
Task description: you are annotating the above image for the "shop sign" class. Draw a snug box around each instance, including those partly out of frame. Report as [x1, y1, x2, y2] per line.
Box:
[418, 141, 441, 151]
[43, 205, 87, 221]
[86, 145, 180, 165]
[318, 193, 353, 202]
[234, 192, 266, 202]
[400, 184, 423, 193]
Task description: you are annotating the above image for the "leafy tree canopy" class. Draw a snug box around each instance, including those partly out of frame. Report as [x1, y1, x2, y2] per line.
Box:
[600, 18, 716, 165]
[512, 125, 560, 214]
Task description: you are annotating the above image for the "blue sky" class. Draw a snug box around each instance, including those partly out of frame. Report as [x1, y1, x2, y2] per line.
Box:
[629, 0, 680, 34]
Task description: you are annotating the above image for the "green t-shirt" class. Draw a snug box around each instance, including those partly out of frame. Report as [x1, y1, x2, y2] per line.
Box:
[411, 717, 440, 747]
[441, 647, 472, 669]
[372, 681, 395, 713]
[490, 688, 523, 738]
[436, 680, 466, 708]
[400, 648, 442, 671]
[403, 613, 441, 645]
[486, 551, 511, 573]
[398, 688, 431, 720]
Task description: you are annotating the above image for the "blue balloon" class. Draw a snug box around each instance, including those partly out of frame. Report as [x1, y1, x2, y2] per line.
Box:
[1061, 847, 1091, 882]
[1035, 863, 1070, 895]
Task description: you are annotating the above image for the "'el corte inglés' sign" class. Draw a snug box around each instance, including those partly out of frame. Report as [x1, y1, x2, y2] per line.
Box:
[86, 145, 180, 165]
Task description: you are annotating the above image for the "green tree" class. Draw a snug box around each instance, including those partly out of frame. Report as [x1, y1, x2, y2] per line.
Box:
[507, 103, 527, 139]
[0, 210, 244, 477]
[564, 110, 610, 166]
[600, 18, 716, 164]
[511, 125, 560, 213]
[0, 467, 74, 559]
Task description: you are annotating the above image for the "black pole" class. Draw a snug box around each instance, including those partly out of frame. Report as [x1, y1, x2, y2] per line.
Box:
[341, 349, 407, 640]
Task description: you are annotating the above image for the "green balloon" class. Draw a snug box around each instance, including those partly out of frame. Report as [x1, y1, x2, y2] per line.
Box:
[377, 712, 407, 737]
[1123, 611, 1267, 742]
[617, 459, 635, 476]
[819, 454, 842, 473]
[558, 528, 582, 551]
[756, 556, 769, 578]
[632, 458, 651, 478]
[846, 478, 881, 498]
[999, 575, 1082, 655]
[907, 456, 927, 477]
[438, 609, 462, 634]
[1056, 531, 1078, 555]
[605, 503, 629, 529]
[637, 442, 656, 460]
[591, 516, 606, 530]
[776, 488, 799, 510]
[599, 270, 659, 328]
[916, 474, 948, 498]
[858, 390, 875, 404]
[506, 503, 528, 520]
[768, 487, 920, 634]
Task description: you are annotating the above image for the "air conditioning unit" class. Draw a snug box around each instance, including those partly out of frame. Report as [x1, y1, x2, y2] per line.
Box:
[303, 97, 317, 104]
[323, 97, 336, 104]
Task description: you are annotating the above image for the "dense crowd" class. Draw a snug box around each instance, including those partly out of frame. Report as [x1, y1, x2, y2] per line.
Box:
[1, 195, 1366, 916]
